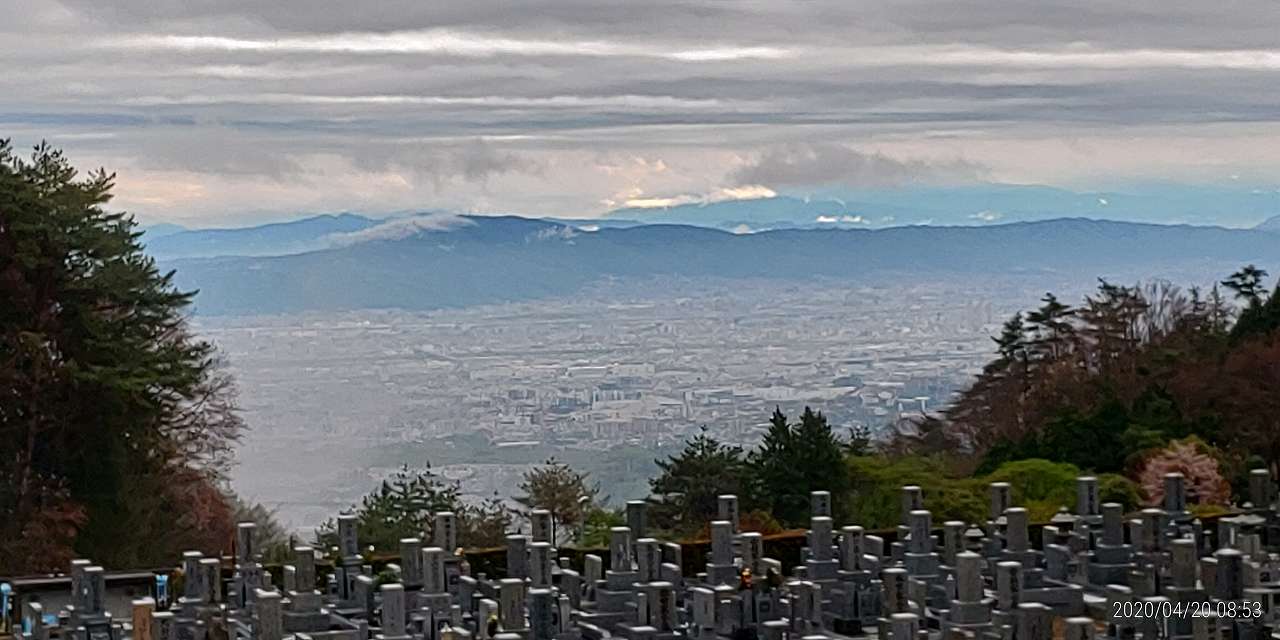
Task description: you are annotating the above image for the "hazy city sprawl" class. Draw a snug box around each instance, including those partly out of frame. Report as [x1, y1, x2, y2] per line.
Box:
[210, 278, 1020, 531]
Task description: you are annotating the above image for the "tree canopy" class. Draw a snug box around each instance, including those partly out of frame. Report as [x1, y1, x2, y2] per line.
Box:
[749, 407, 848, 526]
[517, 457, 600, 545]
[906, 268, 1280, 496]
[649, 427, 752, 532]
[0, 140, 244, 572]
[315, 464, 516, 553]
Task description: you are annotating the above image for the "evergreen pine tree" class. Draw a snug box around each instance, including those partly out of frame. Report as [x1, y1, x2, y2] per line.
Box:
[794, 407, 849, 515]
[650, 427, 750, 529]
[1025, 292, 1075, 362]
[1222, 265, 1268, 306]
[315, 464, 464, 552]
[749, 407, 847, 525]
[1, 140, 243, 571]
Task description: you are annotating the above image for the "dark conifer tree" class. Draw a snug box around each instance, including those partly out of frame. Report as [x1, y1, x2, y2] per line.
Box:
[0, 140, 243, 571]
[1221, 265, 1268, 306]
[793, 406, 849, 512]
[1025, 293, 1075, 362]
[993, 312, 1028, 366]
[749, 407, 847, 525]
[650, 427, 750, 529]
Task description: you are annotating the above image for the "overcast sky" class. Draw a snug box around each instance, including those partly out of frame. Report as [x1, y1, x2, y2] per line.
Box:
[4, 0, 1280, 225]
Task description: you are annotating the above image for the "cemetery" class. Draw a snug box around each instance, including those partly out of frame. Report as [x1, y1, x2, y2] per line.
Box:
[7, 470, 1280, 640]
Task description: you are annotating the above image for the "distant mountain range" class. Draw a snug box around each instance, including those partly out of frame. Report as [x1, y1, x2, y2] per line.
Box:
[141, 184, 1280, 256]
[160, 215, 1280, 315]
[608, 184, 1280, 230]
[143, 213, 379, 259]
[1257, 215, 1280, 233]
[140, 222, 189, 239]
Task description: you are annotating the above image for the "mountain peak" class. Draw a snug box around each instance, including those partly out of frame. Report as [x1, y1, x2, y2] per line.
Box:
[144, 213, 380, 259]
[1256, 215, 1280, 232]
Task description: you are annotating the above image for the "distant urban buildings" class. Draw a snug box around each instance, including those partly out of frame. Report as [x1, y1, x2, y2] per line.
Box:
[202, 279, 1029, 530]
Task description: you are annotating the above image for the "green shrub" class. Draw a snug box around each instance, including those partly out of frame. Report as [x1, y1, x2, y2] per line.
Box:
[845, 455, 1141, 529]
[1098, 473, 1142, 509]
[846, 455, 984, 528]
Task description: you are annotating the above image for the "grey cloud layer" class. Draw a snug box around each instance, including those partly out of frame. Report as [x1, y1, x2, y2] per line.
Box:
[3, 0, 1279, 221]
[733, 144, 988, 189]
[42, 0, 1280, 49]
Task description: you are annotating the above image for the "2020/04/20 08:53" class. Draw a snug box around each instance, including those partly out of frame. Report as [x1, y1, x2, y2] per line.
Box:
[1113, 600, 1265, 620]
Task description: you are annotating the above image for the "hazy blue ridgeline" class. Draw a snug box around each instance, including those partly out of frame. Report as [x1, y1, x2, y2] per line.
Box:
[155, 214, 1280, 315]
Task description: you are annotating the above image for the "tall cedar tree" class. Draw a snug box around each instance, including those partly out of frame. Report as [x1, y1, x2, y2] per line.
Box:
[749, 407, 848, 526]
[650, 427, 751, 530]
[0, 140, 243, 571]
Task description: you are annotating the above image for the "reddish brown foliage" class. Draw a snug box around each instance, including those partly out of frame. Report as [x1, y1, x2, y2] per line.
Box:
[1218, 337, 1280, 475]
[83, 464, 238, 567]
[917, 277, 1280, 480]
[693, 509, 784, 538]
[168, 467, 238, 557]
[0, 481, 87, 575]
